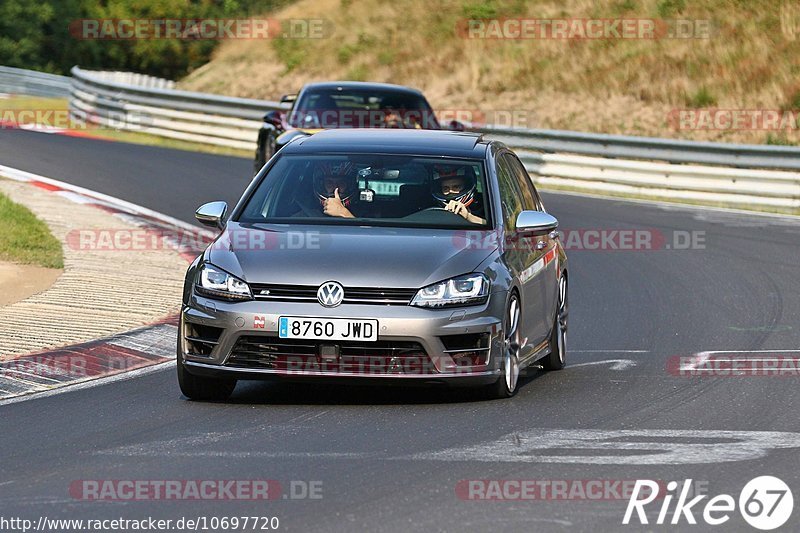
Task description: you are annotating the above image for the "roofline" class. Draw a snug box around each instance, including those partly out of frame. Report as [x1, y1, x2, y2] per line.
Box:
[282, 129, 491, 158]
[301, 81, 424, 95]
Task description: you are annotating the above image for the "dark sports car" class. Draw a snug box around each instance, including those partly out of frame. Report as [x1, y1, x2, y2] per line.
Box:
[253, 81, 464, 173]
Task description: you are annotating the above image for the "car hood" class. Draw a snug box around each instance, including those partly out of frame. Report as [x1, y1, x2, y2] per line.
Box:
[206, 223, 497, 289]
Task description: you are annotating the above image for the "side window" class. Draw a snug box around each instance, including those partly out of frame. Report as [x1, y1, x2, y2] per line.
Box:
[495, 155, 525, 230]
[503, 153, 542, 211]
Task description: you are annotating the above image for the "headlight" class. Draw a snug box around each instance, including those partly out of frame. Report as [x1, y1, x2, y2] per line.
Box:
[411, 273, 489, 308]
[195, 264, 252, 301]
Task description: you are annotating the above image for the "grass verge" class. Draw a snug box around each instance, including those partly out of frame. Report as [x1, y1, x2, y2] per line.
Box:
[0, 190, 64, 269]
[179, 0, 800, 146]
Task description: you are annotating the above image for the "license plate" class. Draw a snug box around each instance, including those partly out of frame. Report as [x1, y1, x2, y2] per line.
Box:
[278, 316, 378, 341]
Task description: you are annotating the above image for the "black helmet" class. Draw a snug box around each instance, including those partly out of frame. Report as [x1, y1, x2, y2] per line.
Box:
[431, 164, 477, 207]
[313, 161, 357, 207]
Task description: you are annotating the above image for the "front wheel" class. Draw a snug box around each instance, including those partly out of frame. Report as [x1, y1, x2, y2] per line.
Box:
[542, 273, 567, 371]
[253, 132, 276, 175]
[484, 293, 521, 399]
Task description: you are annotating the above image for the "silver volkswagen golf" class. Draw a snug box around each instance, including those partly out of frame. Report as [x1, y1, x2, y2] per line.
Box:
[178, 129, 568, 401]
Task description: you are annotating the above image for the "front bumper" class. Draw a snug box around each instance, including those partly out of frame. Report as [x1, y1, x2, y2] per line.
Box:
[180, 290, 506, 385]
[183, 360, 500, 387]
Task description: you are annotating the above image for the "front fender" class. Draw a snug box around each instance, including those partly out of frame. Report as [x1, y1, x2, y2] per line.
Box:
[183, 255, 204, 305]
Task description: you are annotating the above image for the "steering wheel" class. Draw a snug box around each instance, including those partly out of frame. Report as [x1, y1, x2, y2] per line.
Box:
[402, 206, 466, 222]
[293, 199, 323, 218]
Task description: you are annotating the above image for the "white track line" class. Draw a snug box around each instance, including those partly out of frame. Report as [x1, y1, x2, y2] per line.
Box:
[0, 164, 191, 405]
[0, 361, 175, 407]
[572, 349, 649, 353]
[569, 359, 637, 370]
[681, 350, 800, 371]
[0, 164, 203, 233]
[0, 368, 62, 383]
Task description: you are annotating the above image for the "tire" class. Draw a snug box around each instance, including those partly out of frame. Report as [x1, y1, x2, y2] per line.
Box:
[253, 146, 265, 176]
[177, 351, 237, 401]
[253, 132, 276, 175]
[542, 273, 567, 371]
[484, 292, 522, 399]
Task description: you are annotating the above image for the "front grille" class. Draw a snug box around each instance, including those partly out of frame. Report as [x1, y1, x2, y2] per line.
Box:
[226, 336, 437, 374]
[250, 284, 417, 305]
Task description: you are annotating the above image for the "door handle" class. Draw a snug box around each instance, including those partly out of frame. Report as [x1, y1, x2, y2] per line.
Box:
[536, 241, 547, 250]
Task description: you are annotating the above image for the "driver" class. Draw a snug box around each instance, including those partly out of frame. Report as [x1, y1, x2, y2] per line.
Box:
[431, 165, 486, 225]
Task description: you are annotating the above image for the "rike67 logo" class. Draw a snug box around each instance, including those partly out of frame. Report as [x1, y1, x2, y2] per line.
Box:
[623, 476, 794, 530]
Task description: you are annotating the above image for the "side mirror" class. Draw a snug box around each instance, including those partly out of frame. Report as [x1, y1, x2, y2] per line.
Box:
[515, 211, 558, 235]
[195, 201, 228, 230]
[448, 120, 466, 131]
[279, 93, 297, 104]
[263, 110, 283, 128]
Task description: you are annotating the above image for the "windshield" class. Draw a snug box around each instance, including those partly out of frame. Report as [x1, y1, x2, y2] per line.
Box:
[288, 88, 439, 129]
[237, 154, 491, 229]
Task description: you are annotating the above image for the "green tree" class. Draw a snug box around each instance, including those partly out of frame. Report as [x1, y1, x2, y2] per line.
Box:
[0, 1, 57, 72]
[1, 0, 292, 79]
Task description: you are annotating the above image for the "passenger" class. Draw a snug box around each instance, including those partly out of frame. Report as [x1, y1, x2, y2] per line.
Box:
[314, 161, 358, 218]
[293, 161, 376, 219]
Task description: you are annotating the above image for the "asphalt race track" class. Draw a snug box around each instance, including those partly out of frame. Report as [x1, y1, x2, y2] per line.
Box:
[2, 129, 800, 532]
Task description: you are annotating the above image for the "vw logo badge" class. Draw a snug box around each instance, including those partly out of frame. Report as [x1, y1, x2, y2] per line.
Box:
[317, 281, 344, 307]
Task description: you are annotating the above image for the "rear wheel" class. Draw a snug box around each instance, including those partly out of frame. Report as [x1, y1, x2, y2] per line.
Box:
[485, 293, 521, 399]
[542, 273, 567, 371]
[177, 348, 236, 401]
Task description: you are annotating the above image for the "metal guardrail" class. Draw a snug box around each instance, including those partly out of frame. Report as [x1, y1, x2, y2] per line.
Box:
[69, 66, 287, 150]
[0, 66, 71, 98]
[517, 152, 800, 210]
[2, 66, 799, 211]
[79, 70, 176, 90]
[484, 126, 800, 171]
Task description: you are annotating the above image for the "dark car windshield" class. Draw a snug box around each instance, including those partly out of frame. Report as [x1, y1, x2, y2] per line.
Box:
[237, 154, 491, 230]
[288, 88, 440, 129]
